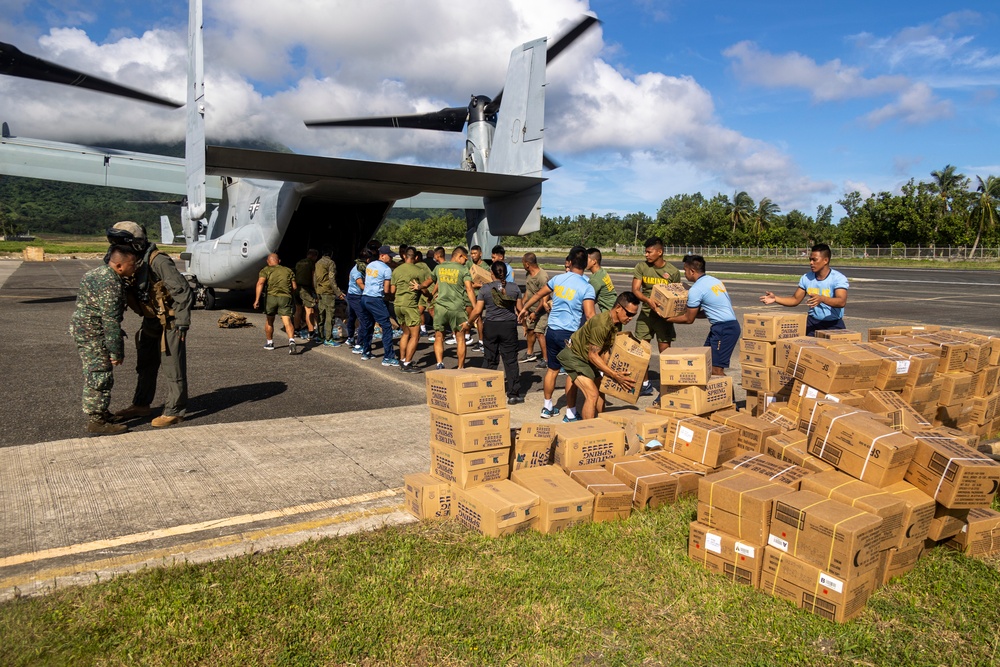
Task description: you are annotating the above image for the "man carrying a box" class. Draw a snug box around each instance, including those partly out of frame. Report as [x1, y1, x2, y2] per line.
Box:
[587, 248, 618, 313]
[556, 291, 641, 419]
[664, 254, 741, 377]
[631, 236, 682, 396]
[759, 243, 849, 336]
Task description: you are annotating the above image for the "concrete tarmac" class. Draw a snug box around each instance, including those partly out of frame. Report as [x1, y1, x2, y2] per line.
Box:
[2, 256, 998, 601]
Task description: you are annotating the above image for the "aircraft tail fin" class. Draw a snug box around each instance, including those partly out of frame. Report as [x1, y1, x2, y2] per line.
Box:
[483, 37, 546, 235]
[160, 215, 175, 245]
[185, 0, 207, 222]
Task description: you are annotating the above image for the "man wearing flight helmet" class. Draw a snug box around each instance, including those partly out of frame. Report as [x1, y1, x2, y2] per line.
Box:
[107, 221, 194, 428]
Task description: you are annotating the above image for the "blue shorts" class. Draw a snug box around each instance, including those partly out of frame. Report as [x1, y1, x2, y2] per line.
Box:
[704, 320, 741, 369]
[545, 328, 573, 371]
[806, 315, 845, 336]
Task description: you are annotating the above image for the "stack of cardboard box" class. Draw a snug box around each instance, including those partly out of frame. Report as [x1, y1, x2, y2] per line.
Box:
[656, 346, 735, 416]
[739, 313, 806, 413]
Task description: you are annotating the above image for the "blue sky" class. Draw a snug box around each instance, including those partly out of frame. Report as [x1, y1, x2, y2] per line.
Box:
[1, 0, 998, 221]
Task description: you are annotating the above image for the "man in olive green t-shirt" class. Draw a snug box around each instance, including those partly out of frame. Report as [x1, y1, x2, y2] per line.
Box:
[415, 246, 476, 369]
[587, 248, 618, 312]
[293, 249, 319, 339]
[631, 236, 681, 396]
[556, 291, 640, 419]
[391, 248, 430, 372]
[254, 253, 298, 352]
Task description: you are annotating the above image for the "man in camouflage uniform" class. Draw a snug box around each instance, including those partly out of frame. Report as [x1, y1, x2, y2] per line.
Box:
[110, 222, 194, 428]
[71, 245, 139, 435]
[313, 248, 345, 346]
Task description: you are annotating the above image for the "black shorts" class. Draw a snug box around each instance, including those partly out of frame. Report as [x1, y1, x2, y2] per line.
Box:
[545, 328, 573, 371]
[806, 315, 845, 336]
[705, 320, 741, 369]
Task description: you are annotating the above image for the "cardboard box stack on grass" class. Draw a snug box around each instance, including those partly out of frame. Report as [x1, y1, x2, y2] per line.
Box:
[739, 313, 805, 414]
[686, 318, 1000, 622]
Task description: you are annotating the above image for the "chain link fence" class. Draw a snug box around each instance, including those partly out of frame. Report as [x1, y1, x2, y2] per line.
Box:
[606, 245, 1000, 261]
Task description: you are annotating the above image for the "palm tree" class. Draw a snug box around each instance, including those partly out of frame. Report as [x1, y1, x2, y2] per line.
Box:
[727, 191, 753, 234]
[930, 164, 966, 245]
[969, 175, 999, 258]
[753, 197, 781, 238]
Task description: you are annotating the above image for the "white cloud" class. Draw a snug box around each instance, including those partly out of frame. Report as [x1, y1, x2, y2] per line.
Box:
[863, 82, 953, 126]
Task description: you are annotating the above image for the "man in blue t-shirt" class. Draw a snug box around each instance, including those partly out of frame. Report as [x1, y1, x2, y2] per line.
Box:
[519, 246, 596, 422]
[760, 243, 849, 336]
[359, 245, 398, 365]
[664, 254, 741, 376]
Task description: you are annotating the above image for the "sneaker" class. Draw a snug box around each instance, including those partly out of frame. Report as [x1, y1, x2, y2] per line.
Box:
[382, 357, 400, 367]
[536, 359, 548, 369]
[324, 339, 342, 347]
[427, 332, 437, 340]
[465, 333, 474, 343]
[264, 342, 275, 351]
[562, 414, 581, 423]
[288, 339, 297, 355]
[558, 367, 567, 376]
[639, 383, 655, 397]
[507, 396, 523, 405]
[392, 329, 403, 340]
[473, 342, 485, 353]
[401, 363, 418, 373]
[540, 407, 559, 419]
[373, 332, 383, 342]
[444, 335, 457, 345]
[361, 353, 374, 361]
[436, 362, 445, 370]
[519, 353, 538, 363]
[420, 326, 428, 335]
[351, 345, 364, 354]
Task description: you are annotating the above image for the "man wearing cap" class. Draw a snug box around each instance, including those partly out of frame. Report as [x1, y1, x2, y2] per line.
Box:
[109, 221, 194, 429]
[359, 245, 399, 366]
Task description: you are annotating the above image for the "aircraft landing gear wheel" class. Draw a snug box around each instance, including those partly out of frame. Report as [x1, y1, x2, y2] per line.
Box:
[202, 287, 217, 310]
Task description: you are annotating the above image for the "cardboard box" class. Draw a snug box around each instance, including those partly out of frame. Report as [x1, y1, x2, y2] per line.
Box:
[945, 507, 1000, 557]
[740, 339, 776, 367]
[881, 481, 935, 549]
[910, 334, 972, 374]
[663, 415, 740, 466]
[599, 332, 651, 404]
[453, 480, 538, 537]
[757, 408, 799, 432]
[650, 283, 689, 318]
[511, 466, 594, 534]
[689, 521, 764, 587]
[852, 343, 917, 391]
[868, 325, 940, 343]
[760, 548, 877, 623]
[937, 372, 974, 405]
[927, 505, 970, 541]
[604, 457, 682, 509]
[697, 470, 792, 545]
[764, 431, 837, 474]
[660, 347, 713, 385]
[569, 468, 633, 522]
[403, 473, 452, 520]
[425, 368, 506, 414]
[741, 365, 795, 394]
[620, 413, 671, 455]
[767, 490, 884, 579]
[934, 400, 974, 430]
[787, 380, 864, 415]
[721, 452, 813, 491]
[467, 261, 494, 287]
[860, 390, 932, 431]
[903, 435, 1000, 509]
[749, 392, 789, 417]
[659, 375, 734, 415]
[807, 409, 918, 487]
[798, 471, 908, 552]
[901, 377, 944, 416]
[815, 329, 863, 341]
[429, 444, 510, 489]
[971, 365, 1000, 398]
[883, 542, 923, 583]
[784, 344, 867, 393]
[641, 450, 714, 497]
[743, 312, 808, 341]
[904, 425, 980, 450]
[968, 394, 999, 426]
[553, 419, 628, 471]
[429, 407, 510, 453]
[710, 409, 782, 455]
[511, 424, 555, 471]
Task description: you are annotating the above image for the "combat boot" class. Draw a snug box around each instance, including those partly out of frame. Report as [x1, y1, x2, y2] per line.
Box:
[87, 415, 128, 435]
[115, 404, 152, 418]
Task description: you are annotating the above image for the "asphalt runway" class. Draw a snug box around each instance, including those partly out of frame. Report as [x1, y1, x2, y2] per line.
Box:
[1, 258, 997, 448]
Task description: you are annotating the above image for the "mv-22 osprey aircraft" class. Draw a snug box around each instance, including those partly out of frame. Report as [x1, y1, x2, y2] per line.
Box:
[0, 0, 598, 307]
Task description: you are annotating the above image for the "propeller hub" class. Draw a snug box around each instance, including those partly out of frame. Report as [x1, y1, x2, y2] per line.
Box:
[468, 95, 496, 126]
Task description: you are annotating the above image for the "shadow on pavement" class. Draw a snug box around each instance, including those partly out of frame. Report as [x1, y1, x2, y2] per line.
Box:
[184, 381, 288, 420]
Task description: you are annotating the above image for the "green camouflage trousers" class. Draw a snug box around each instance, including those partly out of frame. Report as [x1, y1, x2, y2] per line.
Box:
[74, 336, 114, 416]
[316, 293, 338, 340]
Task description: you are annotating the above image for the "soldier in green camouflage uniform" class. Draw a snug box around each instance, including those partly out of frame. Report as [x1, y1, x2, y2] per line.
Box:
[70, 246, 138, 434]
[314, 249, 345, 346]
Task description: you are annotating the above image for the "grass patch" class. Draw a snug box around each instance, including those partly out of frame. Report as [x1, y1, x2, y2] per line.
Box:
[0, 239, 186, 255]
[2, 497, 998, 666]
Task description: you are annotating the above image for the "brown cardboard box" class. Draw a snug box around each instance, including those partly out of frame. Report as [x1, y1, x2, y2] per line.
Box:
[903, 435, 1000, 508]
[403, 473, 453, 520]
[620, 413, 671, 455]
[901, 377, 944, 416]
[760, 548, 877, 623]
[511, 466, 594, 534]
[757, 408, 799, 433]
[740, 339, 776, 367]
[429, 407, 511, 453]
[659, 376, 734, 415]
[868, 325, 940, 343]
[604, 456, 681, 509]
[750, 393, 790, 417]
[641, 450, 714, 497]
[721, 452, 813, 491]
[876, 345, 940, 388]
[710, 409, 782, 455]
[945, 330, 1000, 366]
[511, 423, 555, 471]
[968, 394, 999, 426]
[784, 345, 867, 393]
[798, 471, 907, 551]
[600, 332, 652, 404]
[860, 391, 932, 431]
[881, 481, 935, 549]
[927, 505, 970, 541]
[767, 490, 884, 579]
[663, 415, 740, 466]
[741, 365, 795, 394]
[453, 480, 539, 537]
[820, 343, 882, 388]
[764, 431, 837, 474]
[787, 380, 864, 415]
[905, 425, 980, 450]
[429, 444, 510, 489]
[937, 372, 974, 405]
[971, 365, 1000, 398]
[815, 329, 863, 341]
[917, 332, 987, 373]
[689, 521, 764, 587]
[945, 507, 1000, 557]
[910, 334, 972, 374]
[853, 343, 917, 391]
[650, 283, 689, 318]
[776, 337, 820, 370]
[697, 470, 792, 545]
[743, 312, 808, 341]
[553, 419, 628, 471]
[569, 468, 633, 522]
[883, 542, 923, 583]
[935, 400, 974, 430]
[467, 261, 494, 287]
[425, 368, 506, 414]
[660, 347, 713, 385]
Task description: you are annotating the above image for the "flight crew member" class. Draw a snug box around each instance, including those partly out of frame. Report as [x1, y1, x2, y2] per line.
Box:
[254, 253, 298, 353]
[71, 245, 139, 435]
[520, 252, 550, 368]
[586, 247, 617, 312]
[760, 243, 849, 336]
[415, 246, 477, 370]
[359, 245, 399, 366]
[109, 221, 194, 428]
[518, 246, 596, 422]
[464, 261, 524, 403]
[314, 249, 345, 347]
[293, 249, 319, 340]
[391, 247, 429, 372]
[556, 291, 640, 420]
[631, 236, 682, 397]
[663, 255, 741, 376]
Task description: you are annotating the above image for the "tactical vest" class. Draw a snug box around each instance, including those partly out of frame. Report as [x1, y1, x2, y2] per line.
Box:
[127, 249, 177, 351]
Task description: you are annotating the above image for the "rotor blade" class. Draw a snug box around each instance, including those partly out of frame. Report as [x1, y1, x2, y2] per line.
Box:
[306, 107, 469, 132]
[542, 153, 560, 171]
[0, 41, 182, 108]
[490, 15, 600, 112]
